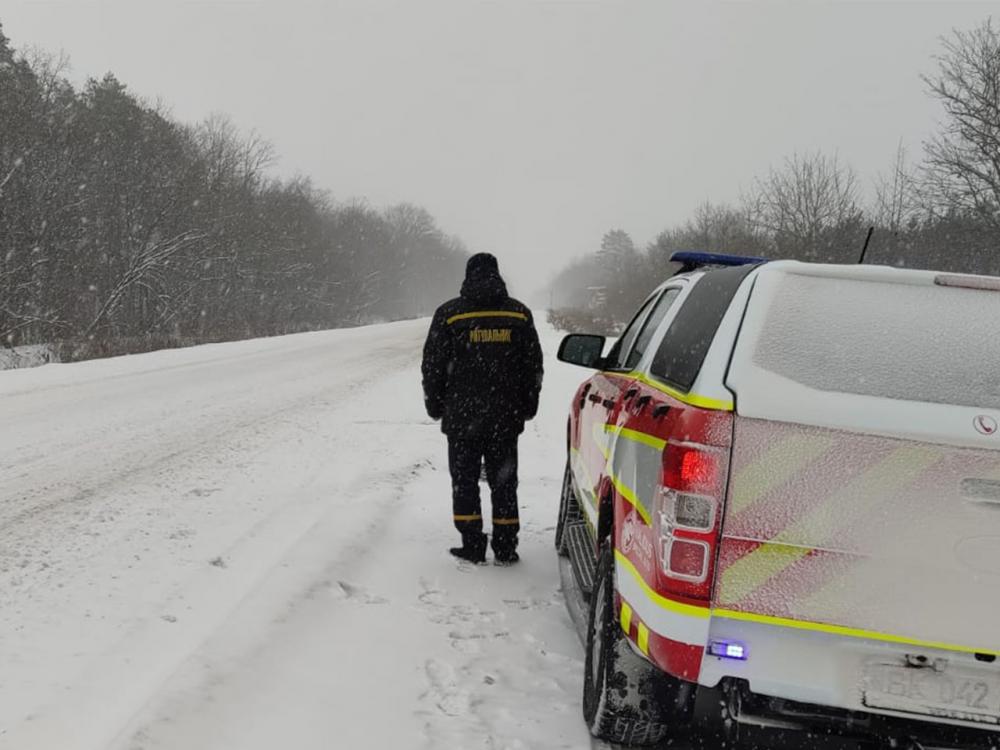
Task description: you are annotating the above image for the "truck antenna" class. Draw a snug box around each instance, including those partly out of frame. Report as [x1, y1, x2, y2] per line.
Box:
[858, 226, 875, 264]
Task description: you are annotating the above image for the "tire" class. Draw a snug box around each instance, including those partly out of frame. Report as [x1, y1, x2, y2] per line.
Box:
[555, 461, 575, 556]
[720, 680, 743, 747]
[583, 543, 694, 746]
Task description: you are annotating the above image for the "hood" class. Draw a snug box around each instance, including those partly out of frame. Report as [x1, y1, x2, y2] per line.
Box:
[460, 252, 508, 304]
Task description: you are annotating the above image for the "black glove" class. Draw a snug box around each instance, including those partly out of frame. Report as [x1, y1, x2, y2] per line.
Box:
[523, 395, 539, 421]
[425, 399, 443, 420]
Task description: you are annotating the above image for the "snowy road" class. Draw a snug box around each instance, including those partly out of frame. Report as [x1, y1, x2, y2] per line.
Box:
[0, 319, 595, 749]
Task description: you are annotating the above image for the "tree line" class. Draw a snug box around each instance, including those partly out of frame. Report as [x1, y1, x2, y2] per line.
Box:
[549, 17, 1000, 329]
[0, 24, 468, 359]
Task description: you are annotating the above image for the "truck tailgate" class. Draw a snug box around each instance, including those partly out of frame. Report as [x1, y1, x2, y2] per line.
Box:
[715, 417, 1000, 654]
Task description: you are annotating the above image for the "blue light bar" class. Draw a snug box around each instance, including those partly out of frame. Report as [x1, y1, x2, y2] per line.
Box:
[708, 639, 748, 661]
[670, 251, 767, 270]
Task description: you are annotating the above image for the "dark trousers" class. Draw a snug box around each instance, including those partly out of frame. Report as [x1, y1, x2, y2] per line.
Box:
[448, 433, 520, 553]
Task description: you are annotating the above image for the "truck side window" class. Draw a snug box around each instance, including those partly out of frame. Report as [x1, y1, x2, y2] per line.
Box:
[651, 264, 760, 391]
[605, 294, 657, 371]
[624, 288, 681, 370]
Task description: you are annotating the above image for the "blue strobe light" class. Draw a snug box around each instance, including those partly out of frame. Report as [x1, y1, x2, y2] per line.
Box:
[708, 639, 748, 660]
[670, 251, 768, 271]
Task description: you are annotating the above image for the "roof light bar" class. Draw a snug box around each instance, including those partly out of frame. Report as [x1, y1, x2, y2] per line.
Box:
[670, 251, 768, 272]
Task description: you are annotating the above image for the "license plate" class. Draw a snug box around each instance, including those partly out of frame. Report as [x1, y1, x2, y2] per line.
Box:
[862, 662, 1000, 725]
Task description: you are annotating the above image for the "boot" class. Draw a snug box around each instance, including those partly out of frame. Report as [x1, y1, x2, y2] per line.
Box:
[492, 531, 519, 566]
[493, 549, 520, 566]
[449, 535, 487, 564]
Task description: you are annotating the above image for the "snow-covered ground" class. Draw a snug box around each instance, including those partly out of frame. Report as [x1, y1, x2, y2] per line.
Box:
[0, 318, 595, 750]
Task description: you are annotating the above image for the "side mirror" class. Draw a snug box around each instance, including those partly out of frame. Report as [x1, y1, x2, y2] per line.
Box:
[558, 334, 606, 369]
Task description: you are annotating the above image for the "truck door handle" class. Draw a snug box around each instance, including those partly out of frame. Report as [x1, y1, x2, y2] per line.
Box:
[635, 395, 652, 409]
[652, 404, 670, 419]
[587, 393, 602, 404]
[602, 398, 615, 409]
[624, 388, 639, 399]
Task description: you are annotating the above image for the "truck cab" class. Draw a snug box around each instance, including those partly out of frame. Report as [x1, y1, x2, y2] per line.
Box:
[556, 252, 1000, 749]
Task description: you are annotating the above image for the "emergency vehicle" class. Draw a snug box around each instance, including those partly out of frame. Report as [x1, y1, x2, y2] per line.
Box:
[555, 252, 1000, 748]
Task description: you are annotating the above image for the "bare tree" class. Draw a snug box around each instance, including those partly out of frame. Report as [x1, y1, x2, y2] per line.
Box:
[921, 18, 1000, 232]
[874, 143, 918, 234]
[84, 230, 206, 337]
[21, 46, 71, 102]
[746, 151, 865, 261]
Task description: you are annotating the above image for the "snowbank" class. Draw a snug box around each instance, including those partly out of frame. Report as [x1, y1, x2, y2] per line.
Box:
[0, 343, 58, 370]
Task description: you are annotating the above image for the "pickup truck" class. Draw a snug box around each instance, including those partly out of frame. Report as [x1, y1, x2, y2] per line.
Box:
[556, 252, 1000, 749]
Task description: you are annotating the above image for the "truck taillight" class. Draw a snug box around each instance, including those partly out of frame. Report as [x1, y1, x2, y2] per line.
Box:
[679, 450, 718, 490]
[657, 441, 729, 600]
[664, 538, 710, 582]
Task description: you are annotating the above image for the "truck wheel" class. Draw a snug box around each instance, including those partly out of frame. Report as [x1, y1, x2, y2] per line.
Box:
[555, 461, 574, 556]
[583, 543, 686, 746]
[720, 680, 743, 747]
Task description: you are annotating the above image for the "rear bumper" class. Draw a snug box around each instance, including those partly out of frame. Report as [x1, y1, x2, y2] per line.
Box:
[699, 616, 1000, 745]
[707, 679, 1000, 750]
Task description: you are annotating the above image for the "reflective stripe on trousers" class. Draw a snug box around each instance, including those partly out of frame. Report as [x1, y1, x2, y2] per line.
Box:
[447, 433, 520, 551]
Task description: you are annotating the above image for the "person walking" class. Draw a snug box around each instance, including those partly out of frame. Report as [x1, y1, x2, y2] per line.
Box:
[421, 253, 543, 565]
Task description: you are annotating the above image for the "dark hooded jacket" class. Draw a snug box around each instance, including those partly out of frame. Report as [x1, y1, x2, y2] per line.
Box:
[421, 253, 543, 437]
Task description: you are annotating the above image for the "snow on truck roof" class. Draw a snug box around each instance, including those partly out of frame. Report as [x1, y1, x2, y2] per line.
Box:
[667, 251, 1000, 289]
[637, 258, 1000, 428]
[729, 261, 1000, 449]
[757, 259, 1000, 288]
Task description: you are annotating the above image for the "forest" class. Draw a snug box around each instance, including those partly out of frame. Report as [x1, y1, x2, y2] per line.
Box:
[549, 17, 1000, 331]
[0, 24, 468, 360]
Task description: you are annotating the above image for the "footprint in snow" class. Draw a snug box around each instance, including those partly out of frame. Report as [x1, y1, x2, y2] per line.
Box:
[186, 487, 220, 498]
[448, 628, 511, 654]
[333, 580, 388, 605]
[502, 597, 556, 610]
[423, 659, 471, 717]
[417, 578, 445, 606]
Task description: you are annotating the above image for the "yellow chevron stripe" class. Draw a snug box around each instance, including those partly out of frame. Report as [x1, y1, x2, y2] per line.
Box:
[718, 445, 941, 608]
[609, 469, 652, 525]
[615, 549, 710, 620]
[716, 543, 811, 607]
[620, 601, 633, 636]
[604, 423, 667, 451]
[446, 310, 528, 325]
[795, 445, 973, 616]
[637, 623, 650, 655]
[728, 434, 834, 514]
[776, 445, 940, 545]
[604, 371, 734, 412]
[591, 422, 655, 524]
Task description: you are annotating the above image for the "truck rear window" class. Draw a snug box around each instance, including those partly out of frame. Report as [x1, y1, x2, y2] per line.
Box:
[752, 273, 1000, 408]
[651, 264, 759, 391]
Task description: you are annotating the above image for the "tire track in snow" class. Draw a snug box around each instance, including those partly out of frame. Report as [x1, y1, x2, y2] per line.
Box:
[0, 325, 429, 748]
[4, 429, 432, 750]
[107, 451, 442, 750]
[0, 338, 418, 603]
[0, 318, 606, 749]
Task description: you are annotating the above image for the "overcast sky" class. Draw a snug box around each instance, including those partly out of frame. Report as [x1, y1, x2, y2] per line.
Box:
[0, 0, 995, 295]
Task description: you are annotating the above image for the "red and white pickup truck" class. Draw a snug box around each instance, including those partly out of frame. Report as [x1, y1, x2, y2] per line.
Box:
[556, 252, 1000, 749]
